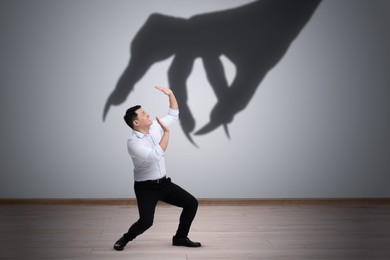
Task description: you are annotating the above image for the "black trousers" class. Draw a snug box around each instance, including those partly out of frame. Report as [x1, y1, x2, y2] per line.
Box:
[123, 177, 198, 241]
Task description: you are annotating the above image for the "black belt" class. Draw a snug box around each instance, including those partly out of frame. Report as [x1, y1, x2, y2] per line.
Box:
[138, 176, 167, 184]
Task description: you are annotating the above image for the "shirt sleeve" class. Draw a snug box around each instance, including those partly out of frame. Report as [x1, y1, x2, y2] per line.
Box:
[127, 138, 164, 163]
[160, 108, 179, 127]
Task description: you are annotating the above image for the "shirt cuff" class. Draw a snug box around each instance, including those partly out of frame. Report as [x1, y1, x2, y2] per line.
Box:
[168, 108, 179, 116]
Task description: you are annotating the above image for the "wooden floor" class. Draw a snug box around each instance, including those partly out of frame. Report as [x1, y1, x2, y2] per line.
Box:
[1, 203, 390, 259]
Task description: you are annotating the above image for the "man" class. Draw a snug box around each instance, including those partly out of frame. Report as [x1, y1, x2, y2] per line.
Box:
[114, 86, 201, 251]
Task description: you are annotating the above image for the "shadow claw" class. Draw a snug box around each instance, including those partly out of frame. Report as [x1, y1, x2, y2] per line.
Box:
[223, 124, 230, 139]
[102, 100, 111, 121]
[184, 131, 198, 148]
[194, 121, 222, 136]
[194, 121, 231, 140]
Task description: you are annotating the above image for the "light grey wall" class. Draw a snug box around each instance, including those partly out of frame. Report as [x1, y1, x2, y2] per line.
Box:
[1, 0, 389, 198]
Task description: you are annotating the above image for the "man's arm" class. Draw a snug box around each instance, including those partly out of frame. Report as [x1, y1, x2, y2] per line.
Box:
[156, 117, 170, 152]
[154, 86, 178, 152]
[155, 86, 178, 110]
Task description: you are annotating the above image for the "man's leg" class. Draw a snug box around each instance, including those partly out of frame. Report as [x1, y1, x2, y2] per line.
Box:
[160, 179, 201, 247]
[114, 183, 159, 251]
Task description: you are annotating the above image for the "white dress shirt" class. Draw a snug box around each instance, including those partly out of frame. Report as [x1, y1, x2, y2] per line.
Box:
[127, 108, 179, 182]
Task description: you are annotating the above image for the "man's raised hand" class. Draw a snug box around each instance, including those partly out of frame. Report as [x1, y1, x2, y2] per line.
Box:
[155, 86, 178, 110]
[155, 86, 173, 96]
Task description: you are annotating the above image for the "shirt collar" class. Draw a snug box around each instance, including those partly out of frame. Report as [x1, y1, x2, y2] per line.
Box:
[133, 129, 149, 139]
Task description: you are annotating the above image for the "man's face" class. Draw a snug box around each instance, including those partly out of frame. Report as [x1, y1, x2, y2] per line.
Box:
[134, 108, 152, 128]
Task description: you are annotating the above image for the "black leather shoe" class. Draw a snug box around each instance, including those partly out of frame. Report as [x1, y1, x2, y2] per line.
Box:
[113, 236, 130, 251]
[172, 236, 201, 247]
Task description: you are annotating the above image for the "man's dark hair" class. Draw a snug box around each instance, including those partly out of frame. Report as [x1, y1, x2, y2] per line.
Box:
[124, 105, 141, 129]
